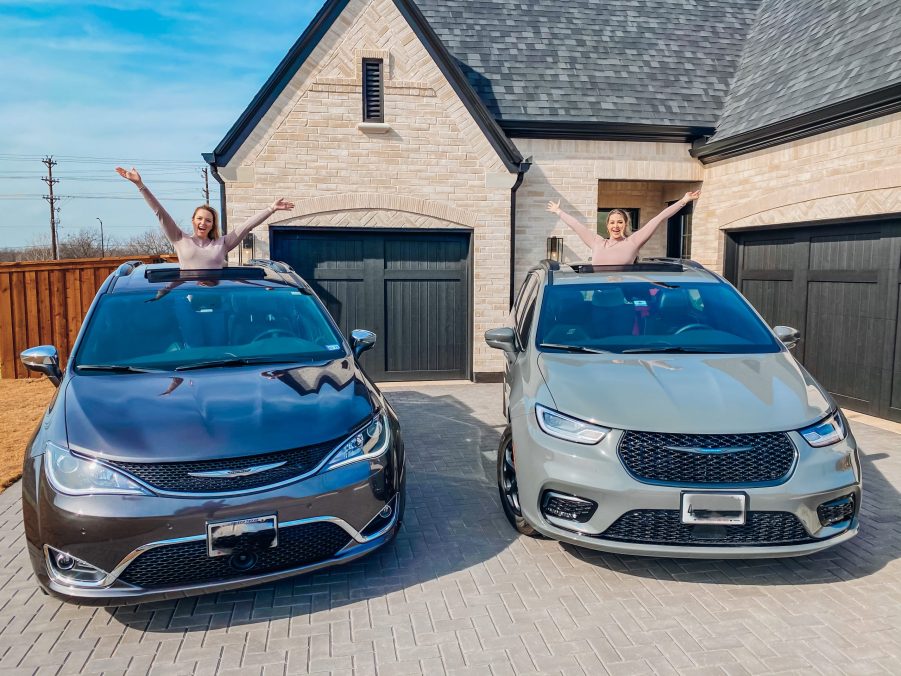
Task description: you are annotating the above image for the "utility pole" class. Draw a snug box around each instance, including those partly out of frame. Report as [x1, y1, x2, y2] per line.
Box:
[201, 167, 210, 204]
[42, 156, 59, 260]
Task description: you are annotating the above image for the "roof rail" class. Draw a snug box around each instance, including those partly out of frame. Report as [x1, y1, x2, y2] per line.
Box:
[247, 258, 295, 274]
[114, 260, 145, 277]
[640, 256, 705, 270]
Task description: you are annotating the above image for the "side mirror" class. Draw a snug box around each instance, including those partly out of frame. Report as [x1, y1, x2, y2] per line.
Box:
[485, 327, 518, 353]
[20, 345, 62, 387]
[350, 329, 376, 358]
[774, 325, 801, 349]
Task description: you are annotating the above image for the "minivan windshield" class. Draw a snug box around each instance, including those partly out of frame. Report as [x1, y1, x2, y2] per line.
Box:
[75, 284, 346, 371]
[535, 280, 781, 354]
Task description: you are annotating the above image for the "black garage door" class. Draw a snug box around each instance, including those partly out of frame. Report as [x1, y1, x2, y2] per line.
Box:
[271, 228, 471, 382]
[730, 219, 901, 421]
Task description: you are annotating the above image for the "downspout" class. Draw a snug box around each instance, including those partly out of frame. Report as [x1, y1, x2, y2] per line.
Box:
[201, 152, 229, 259]
[509, 156, 532, 308]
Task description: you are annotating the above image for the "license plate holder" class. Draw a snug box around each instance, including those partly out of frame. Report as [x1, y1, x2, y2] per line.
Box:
[681, 492, 746, 526]
[207, 515, 278, 557]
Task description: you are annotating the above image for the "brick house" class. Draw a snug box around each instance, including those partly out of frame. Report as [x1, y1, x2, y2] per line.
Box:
[203, 0, 901, 420]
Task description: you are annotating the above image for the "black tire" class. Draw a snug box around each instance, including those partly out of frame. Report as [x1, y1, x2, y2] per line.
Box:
[497, 426, 540, 537]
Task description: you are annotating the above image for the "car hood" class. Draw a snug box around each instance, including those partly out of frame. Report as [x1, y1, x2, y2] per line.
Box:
[537, 352, 832, 434]
[64, 358, 376, 462]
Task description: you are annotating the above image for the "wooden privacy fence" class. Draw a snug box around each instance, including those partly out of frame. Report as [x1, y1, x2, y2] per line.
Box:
[0, 256, 166, 379]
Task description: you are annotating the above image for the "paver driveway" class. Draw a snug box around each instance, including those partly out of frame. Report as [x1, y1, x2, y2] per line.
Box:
[0, 383, 899, 676]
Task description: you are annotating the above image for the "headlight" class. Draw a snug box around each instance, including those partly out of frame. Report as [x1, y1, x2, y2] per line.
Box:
[326, 412, 391, 470]
[44, 442, 151, 496]
[799, 412, 847, 447]
[535, 404, 609, 444]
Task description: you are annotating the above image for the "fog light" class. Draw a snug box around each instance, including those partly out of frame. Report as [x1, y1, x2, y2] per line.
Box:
[55, 553, 75, 570]
[817, 495, 855, 526]
[45, 546, 107, 586]
[541, 491, 598, 524]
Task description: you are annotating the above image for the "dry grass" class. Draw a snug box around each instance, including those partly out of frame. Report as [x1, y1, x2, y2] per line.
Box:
[0, 378, 55, 491]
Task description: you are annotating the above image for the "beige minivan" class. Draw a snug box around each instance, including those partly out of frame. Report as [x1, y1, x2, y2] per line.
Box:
[485, 259, 860, 558]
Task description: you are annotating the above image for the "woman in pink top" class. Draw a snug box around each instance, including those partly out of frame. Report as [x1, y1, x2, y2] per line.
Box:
[546, 190, 701, 265]
[116, 166, 295, 270]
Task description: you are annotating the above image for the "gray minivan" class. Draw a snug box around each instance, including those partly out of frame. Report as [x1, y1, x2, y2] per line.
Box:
[21, 261, 404, 604]
[485, 259, 860, 558]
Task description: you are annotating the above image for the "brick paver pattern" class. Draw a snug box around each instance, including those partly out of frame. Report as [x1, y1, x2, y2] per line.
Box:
[0, 383, 899, 675]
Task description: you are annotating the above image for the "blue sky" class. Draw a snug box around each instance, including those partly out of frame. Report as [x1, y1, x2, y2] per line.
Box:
[0, 0, 324, 248]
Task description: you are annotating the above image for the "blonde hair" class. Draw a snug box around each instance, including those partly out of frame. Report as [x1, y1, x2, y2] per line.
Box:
[192, 205, 220, 240]
[606, 208, 632, 236]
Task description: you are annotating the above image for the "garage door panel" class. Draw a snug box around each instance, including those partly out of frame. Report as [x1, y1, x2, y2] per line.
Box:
[316, 280, 367, 336]
[741, 237, 796, 270]
[805, 281, 883, 411]
[741, 280, 798, 331]
[810, 231, 883, 270]
[385, 238, 467, 271]
[385, 279, 466, 376]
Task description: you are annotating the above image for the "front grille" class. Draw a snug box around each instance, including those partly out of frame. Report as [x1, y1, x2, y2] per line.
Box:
[817, 496, 856, 526]
[118, 522, 351, 588]
[599, 510, 818, 546]
[107, 440, 340, 493]
[618, 431, 795, 485]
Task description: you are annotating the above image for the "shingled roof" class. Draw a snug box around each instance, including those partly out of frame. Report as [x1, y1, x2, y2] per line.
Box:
[709, 0, 901, 142]
[415, 0, 762, 129]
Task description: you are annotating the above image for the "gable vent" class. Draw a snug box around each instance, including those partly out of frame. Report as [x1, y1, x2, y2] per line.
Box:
[362, 59, 384, 122]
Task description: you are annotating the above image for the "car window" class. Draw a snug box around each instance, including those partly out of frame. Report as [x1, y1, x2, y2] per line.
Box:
[535, 280, 781, 354]
[515, 276, 540, 345]
[514, 274, 539, 325]
[74, 285, 346, 370]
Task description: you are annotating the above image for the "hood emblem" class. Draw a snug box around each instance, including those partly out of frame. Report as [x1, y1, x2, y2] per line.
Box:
[188, 461, 287, 479]
[665, 445, 754, 454]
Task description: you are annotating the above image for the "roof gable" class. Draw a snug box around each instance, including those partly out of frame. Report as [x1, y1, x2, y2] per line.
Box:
[209, 0, 523, 171]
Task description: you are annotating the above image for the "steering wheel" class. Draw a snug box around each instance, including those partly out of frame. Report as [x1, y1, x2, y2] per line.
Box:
[674, 323, 712, 335]
[251, 328, 294, 342]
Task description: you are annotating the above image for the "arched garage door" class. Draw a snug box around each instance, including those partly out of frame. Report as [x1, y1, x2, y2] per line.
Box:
[730, 219, 901, 421]
[271, 227, 472, 382]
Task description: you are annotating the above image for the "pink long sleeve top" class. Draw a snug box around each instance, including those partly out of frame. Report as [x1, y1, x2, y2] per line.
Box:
[557, 200, 689, 265]
[140, 186, 276, 270]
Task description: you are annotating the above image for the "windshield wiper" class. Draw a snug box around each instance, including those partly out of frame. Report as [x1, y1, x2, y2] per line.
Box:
[621, 346, 727, 354]
[539, 343, 611, 354]
[174, 357, 298, 371]
[76, 364, 162, 373]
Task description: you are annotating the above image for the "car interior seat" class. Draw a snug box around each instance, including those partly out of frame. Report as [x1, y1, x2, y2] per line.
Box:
[588, 288, 634, 338]
[646, 288, 698, 336]
[541, 288, 592, 343]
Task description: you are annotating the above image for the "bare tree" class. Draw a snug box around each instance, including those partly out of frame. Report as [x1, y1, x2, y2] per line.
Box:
[59, 228, 104, 259]
[119, 229, 174, 256]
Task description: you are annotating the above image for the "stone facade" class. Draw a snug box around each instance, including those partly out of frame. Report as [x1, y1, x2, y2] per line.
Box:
[514, 138, 702, 285]
[692, 111, 901, 272]
[218, 0, 516, 376]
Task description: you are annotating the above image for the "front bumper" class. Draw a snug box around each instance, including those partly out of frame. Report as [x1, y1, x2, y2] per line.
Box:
[27, 451, 402, 605]
[513, 413, 861, 559]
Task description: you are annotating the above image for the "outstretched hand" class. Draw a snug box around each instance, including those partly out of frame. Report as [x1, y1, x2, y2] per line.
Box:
[681, 190, 701, 204]
[115, 166, 143, 187]
[546, 199, 562, 215]
[270, 198, 295, 212]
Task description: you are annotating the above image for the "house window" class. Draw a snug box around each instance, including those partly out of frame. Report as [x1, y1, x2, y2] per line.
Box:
[362, 58, 384, 122]
[597, 208, 640, 238]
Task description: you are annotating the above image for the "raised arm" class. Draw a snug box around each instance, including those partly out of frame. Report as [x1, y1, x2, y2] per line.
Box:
[546, 200, 598, 249]
[627, 190, 701, 250]
[116, 166, 184, 244]
[222, 198, 295, 252]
